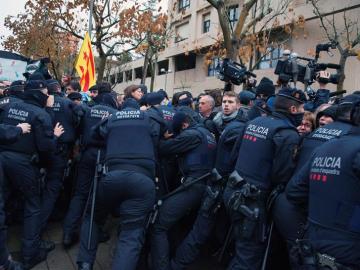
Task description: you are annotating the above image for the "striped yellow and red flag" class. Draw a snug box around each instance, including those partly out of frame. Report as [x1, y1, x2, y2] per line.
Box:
[75, 32, 96, 91]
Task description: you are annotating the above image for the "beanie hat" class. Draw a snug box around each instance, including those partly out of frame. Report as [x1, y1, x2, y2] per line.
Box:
[317, 105, 337, 122]
[256, 77, 275, 97]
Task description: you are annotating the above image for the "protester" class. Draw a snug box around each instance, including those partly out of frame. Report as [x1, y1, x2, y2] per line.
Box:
[297, 111, 315, 136]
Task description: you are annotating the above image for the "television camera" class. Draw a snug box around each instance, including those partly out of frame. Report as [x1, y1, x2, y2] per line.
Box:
[274, 41, 341, 86]
[218, 58, 257, 88]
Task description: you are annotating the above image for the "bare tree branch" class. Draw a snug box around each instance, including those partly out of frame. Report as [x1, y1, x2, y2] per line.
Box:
[233, 0, 258, 39]
[352, 33, 360, 47]
[55, 24, 84, 40]
[310, 0, 334, 42]
[101, 19, 121, 30]
[239, 7, 272, 40]
[207, 0, 220, 9]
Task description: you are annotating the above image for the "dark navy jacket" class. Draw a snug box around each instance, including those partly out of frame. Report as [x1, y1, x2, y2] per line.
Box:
[159, 124, 216, 178]
[0, 95, 56, 155]
[286, 129, 360, 266]
[235, 112, 300, 190]
[295, 121, 353, 172]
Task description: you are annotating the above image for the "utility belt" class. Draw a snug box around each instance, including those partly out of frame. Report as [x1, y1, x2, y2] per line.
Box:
[105, 163, 153, 179]
[200, 168, 225, 217]
[227, 170, 269, 240]
[56, 142, 72, 154]
[292, 239, 354, 270]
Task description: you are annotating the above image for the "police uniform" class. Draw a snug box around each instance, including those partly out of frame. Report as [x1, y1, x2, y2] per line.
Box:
[0, 124, 26, 270]
[0, 80, 57, 267]
[286, 129, 360, 269]
[173, 117, 247, 269]
[77, 106, 159, 270]
[295, 120, 353, 172]
[151, 123, 216, 270]
[40, 83, 84, 231]
[63, 94, 117, 245]
[272, 119, 354, 262]
[145, 105, 175, 196]
[223, 110, 300, 270]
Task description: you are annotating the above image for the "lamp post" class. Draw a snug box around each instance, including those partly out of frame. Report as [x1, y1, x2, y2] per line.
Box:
[160, 68, 172, 91]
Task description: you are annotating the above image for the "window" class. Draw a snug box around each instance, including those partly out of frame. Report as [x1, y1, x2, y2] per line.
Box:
[258, 47, 283, 69]
[207, 57, 221, 77]
[175, 53, 196, 71]
[203, 13, 210, 33]
[125, 70, 132, 82]
[175, 23, 189, 43]
[158, 60, 169, 75]
[228, 5, 239, 30]
[179, 0, 190, 12]
[117, 72, 123, 83]
[110, 74, 116, 84]
[134, 67, 143, 79]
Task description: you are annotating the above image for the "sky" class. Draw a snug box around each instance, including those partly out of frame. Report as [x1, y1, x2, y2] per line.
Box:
[0, 0, 168, 51]
[0, 0, 27, 49]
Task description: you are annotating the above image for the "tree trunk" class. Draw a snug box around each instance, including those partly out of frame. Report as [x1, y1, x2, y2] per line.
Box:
[142, 48, 151, 84]
[97, 54, 107, 82]
[150, 54, 158, 92]
[337, 52, 347, 92]
[216, 2, 234, 59]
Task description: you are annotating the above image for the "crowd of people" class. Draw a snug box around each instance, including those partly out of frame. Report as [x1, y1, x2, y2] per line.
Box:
[0, 69, 359, 270]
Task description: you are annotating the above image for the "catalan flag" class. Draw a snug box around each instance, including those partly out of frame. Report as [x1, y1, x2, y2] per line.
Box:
[75, 32, 96, 91]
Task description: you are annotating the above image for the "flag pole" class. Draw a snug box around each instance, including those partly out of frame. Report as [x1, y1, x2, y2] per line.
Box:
[88, 0, 94, 38]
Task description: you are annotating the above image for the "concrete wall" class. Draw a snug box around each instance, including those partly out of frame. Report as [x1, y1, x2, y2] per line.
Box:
[111, 0, 360, 97]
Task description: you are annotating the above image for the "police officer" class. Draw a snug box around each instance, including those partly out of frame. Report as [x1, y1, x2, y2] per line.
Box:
[77, 99, 160, 270]
[151, 112, 216, 270]
[156, 99, 179, 192]
[272, 96, 360, 267]
[238, 90, 256, 120]
[177, 92, 201, 123]
[223, 88, 303, 269]
[173, 109, 249, 269]
[296, 100, 357, 172]
[39, 79, 83, 232]
[285, 102, 360, 269]
[62, 91, 118, 248]
[0, 123, 31, 270]
[0, 80, 25, 108]
[0, 80, 64, 269]
[143, 92, 174, 194]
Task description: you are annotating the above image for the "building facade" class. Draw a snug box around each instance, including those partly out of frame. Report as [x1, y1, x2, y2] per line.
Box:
[110, 0, 360, 97]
